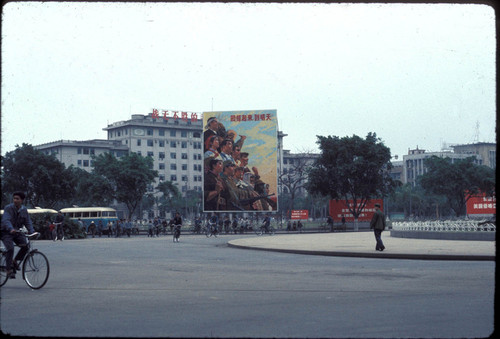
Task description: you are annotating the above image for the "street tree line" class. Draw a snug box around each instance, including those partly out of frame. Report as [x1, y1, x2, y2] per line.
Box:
[2, 138, 495, 220]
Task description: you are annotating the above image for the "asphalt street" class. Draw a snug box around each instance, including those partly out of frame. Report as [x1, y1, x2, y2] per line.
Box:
[0, 233, 495, 338]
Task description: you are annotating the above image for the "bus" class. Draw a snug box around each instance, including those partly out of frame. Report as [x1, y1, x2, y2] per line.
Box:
[60, 207, 118, 233]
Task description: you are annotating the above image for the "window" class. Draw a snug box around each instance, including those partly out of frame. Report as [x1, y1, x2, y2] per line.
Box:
[182, 164, 188, 171]
[181, 131, 188, 138]
[182, 175, 188, 182]
[193, 142, 202, 149]
[147, 129, 153, 136]
[182, 153, 188, 159]
[170, 152, 176, 159]
[77, 148, 82, 154]
[193, 132, 201, 138]
[171, 164, 177, 170]
[83, 148, 90, 155]
[159, 140, 165, 147]
[159, 163, 165, 170]
[181, 141, 187, 148]
[147, 151, 154, 157]
[77, 159, 82, 165]
[159, 152, 165, 160]
[147, 139, 154, 147]
[159, 175, 165, 181]
[137, 139, 141, 146]
[171, 175, 177, 181]
[170, 130, 176, 137]
[159, 129, 165, 136]
[170, 141, 176, 148]
[83, 160, 89, 167]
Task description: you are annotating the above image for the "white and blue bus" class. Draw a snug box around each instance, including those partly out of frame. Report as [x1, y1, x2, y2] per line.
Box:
[60, 207, 118, 233]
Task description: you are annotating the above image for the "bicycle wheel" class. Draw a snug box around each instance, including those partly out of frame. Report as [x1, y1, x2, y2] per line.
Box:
[269, 226, 275, 235]
[22, 251, 50, 289]
[0, 252, 9, 287]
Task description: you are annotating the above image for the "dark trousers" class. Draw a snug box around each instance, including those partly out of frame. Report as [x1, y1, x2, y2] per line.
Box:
[1, 232, 30, 271]
[374, 229, 385, 250]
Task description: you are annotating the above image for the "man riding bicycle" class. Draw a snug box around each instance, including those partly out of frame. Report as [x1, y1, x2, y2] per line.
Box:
[1, 191, 35, 279]
[172, 212, 182, 242]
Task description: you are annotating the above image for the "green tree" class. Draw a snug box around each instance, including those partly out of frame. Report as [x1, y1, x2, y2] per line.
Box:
[156, 181, 181, 216]
[307, 133, 395, 229]
[67, 166, 115, 206]
[92, 152, 158, 219]
[1, 143, 75, 209]
[420, 156, 495, 216]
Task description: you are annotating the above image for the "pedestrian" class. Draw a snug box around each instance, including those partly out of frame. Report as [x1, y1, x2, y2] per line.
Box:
[89, 221, 96, 238]
[54, 211, 65, 241]
[49, 222, 56, 240]
[286, 219, 291, 232]
[125, 219, 132, 237]
[297, 220, 303, 233]
[148, 220, 154, 237]
[341, 214, 346, 232]
[98, 220, 103, 237]
[370, 203, 386, 251]
[107, 221, 113, 237]
[327, 215, 334, 232]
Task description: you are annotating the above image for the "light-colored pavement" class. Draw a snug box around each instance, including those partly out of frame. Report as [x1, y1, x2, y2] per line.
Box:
[228, 231, 496, 260]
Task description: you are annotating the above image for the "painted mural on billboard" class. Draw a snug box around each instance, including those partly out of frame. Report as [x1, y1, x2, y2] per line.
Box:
[329, 199, 384, 222]
[202, 110, 278, 212]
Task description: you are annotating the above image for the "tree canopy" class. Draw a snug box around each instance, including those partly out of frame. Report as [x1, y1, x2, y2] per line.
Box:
[419, 156, 495, 216]
[92, 152, 158, 219]
[1, 143, 76, 209]
[307, 133, 395, 219]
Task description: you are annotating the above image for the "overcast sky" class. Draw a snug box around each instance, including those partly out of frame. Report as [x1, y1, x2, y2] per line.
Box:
[1, 2, 496, 159]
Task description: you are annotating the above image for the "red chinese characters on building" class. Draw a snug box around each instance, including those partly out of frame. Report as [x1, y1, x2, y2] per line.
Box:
[150, 109, 199, 122]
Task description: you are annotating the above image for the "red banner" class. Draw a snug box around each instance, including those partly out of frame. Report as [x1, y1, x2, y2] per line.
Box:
[466, 193, 496, 215]
[329, 199, 383, 222]
[291, 210, 309, 220]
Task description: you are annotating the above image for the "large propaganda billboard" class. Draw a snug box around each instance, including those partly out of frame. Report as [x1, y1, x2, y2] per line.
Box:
[202, 110, 278, 212]
[329, 199, 383, 222]
[466, 192, 496, 215]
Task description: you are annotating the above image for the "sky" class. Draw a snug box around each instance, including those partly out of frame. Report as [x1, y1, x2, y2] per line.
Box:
[1, 1, 496, 159]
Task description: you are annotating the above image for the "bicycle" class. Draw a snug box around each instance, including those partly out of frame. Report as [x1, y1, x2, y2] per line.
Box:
[0, 231, 50, 289]
[205, 221, 218, 238]
[173, 225, 181, 243]
[255, 223, 275, 236]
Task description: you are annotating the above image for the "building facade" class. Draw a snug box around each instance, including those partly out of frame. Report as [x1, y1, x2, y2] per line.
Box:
[103, 113, 204, 195]
[451, 142, 496, 169]
[35, 139, 129, 171]
[402, 147, 481, 186]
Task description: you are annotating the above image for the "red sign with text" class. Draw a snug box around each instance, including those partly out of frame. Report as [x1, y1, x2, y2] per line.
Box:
[329, 199, 383, 222]
[466, 193, 496, 215]
[291, 210, 309, 220]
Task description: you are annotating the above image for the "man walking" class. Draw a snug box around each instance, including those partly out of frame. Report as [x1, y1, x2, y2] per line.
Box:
[370, 203, 386, 251]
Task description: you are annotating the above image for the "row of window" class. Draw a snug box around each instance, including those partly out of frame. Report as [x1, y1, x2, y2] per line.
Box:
[157, 174, 203, 183]
[136, 151, 203, 161]
[112, 128, 202, 138]
[158, 163, 203, 171]
[135, 139, 202, 149]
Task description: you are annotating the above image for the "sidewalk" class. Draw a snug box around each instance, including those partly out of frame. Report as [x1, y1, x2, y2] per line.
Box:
[227, 232, 496, 261]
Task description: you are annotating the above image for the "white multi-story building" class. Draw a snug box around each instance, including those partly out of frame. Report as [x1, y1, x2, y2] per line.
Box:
[103, 113, 204, 195]
[35, 139, 129, 170]
[403, 146, 481, 186]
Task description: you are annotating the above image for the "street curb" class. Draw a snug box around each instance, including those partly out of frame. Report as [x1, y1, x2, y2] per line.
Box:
[227, 242, 496, 261]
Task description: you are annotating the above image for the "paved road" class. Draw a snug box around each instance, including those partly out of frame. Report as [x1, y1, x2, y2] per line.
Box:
[0, 233, 495, 338]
